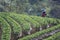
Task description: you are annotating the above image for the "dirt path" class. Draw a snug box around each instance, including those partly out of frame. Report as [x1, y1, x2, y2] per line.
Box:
[31, 29, 60, 40]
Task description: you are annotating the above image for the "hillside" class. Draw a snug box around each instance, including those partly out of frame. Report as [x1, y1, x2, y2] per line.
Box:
[0, 0, 60, 18]
[0, 13, 60, 40]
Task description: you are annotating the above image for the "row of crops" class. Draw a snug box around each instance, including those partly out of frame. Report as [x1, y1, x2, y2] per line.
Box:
[0, 13, 60, 40]
[44, 32, 60, 40]
[19, 24, 60, 40]
[0, 16, 11, 40]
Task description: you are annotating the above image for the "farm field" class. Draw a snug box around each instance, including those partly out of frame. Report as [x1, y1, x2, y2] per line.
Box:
[0, 13, 60, 40]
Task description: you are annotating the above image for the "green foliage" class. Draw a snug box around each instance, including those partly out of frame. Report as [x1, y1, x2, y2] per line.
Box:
[0, 0, 60, 18]
[10, 14, 30, 31]
[19, 15, 40, 28]
[0, 16, 11, 40]
[10, 13, 60, 29]
[4, 16, 22, 33]
[44, 32, 60, 40]
[19, 24, 60, 40]
[0, 0, 51, 15]
[50, 6, 60, 19]
[0, 13, 60, 40]
[30, 16, 49, 25]
[0, 12, 10, 17]
[30, 16, 59, 25]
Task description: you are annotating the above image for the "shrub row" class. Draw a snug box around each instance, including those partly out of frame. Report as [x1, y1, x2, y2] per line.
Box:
[10, 15, 30, 31]
[19, 24, 60, 40]
[44, 32, 60, 40]
[4, 16, 22, 33]
[0, 16, 11, 40]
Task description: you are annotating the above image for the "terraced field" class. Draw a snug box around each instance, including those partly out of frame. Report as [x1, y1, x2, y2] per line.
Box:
[0, 12, 60, 40]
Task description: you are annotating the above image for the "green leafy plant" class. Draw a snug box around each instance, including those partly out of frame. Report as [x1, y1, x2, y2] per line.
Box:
[19, 24, 60, 40]
[44, 32, 60, 40]
[0, 16, 11, 40]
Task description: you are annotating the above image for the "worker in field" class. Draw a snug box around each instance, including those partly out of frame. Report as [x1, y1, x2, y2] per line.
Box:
[41, 8, 47, 17]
